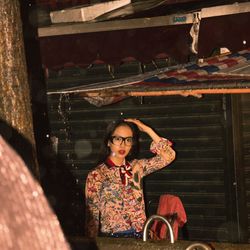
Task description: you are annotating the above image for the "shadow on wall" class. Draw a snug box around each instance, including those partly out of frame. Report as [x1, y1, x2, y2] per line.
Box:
[40, 151, 86, 237]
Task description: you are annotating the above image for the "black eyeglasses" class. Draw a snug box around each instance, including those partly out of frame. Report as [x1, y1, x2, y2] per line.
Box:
[110, 136, 133, 146]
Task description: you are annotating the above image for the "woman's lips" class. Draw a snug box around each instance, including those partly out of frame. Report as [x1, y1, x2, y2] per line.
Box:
[118, 150, 126, 155]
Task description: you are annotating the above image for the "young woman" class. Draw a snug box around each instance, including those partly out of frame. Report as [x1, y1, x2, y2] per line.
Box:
[85, 118, 176, 238]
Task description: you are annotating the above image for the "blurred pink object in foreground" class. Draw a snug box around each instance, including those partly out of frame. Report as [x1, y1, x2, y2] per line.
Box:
[0, 136, 70, 250]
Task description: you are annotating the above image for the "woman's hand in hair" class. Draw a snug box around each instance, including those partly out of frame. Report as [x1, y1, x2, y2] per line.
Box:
[124, 119, 150, 133]
[124, 118, 161, 144]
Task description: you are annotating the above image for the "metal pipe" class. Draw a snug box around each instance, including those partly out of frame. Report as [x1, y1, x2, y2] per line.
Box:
[185, 242, 212, 250]
[142, 215, 174, 243]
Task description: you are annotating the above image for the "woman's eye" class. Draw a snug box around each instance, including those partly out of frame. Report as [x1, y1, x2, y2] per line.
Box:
[114, 137, 122, 142]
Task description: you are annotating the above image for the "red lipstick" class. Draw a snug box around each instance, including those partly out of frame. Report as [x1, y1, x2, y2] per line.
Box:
[118, 150, 125, 155]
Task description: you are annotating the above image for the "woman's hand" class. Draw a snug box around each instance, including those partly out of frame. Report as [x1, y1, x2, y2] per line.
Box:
[124, 118, 150, 133]
[124, 118, 161, 144]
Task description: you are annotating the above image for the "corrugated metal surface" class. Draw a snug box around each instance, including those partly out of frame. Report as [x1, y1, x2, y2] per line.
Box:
[46, 93, 237, 241]
[139, 95, 234, 241]
[240, 94, 250, 243]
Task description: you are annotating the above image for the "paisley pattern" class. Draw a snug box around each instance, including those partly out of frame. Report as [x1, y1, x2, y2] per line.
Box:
[85, 138, 175, 238]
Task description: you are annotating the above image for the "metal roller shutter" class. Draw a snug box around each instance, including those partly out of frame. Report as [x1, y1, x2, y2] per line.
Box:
[46, 94, 236, 241]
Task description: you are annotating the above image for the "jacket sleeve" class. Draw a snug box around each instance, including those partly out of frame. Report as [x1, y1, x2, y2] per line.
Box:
[138, 138, 175, 177]
[85, 170, 102, 238]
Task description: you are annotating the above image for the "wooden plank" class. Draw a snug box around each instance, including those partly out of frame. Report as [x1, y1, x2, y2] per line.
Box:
[50, 0, 131, 23]
[201, 2, 250, 19]
[38, 14, 194, 37]
[72, 89, 250, 98]
[38, 2, 250, 37]
[127, 89, 250, 96]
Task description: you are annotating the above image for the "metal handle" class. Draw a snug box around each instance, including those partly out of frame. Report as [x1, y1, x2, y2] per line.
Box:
[142, 214, 174, 243]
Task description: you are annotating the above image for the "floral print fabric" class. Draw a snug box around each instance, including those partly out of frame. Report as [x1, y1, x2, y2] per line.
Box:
[85, 138, 175, 238]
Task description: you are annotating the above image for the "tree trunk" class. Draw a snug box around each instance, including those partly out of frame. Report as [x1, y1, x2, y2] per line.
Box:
[0, 0, 39, 179]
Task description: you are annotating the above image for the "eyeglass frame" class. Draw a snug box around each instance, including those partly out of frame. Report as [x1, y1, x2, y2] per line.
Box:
[109, 136, 134, 146]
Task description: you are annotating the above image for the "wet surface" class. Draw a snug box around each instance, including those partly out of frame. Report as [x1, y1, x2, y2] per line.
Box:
[69, 237, 250, 250]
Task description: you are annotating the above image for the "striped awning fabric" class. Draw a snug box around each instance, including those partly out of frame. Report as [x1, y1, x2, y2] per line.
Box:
[47, 48, 250, 106]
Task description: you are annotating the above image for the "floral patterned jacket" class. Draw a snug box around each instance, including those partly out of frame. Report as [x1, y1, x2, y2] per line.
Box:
[85, 138, 175, 238]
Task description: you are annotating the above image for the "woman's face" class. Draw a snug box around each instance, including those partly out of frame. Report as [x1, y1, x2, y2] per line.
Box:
[108, 125, 133, 160]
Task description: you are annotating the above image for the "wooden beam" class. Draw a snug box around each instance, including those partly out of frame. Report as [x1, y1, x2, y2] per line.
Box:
[50, 0, 131, 23]
[128, 89, 250, 96]
[74, 88, 250, 98]
[38, 14, 193, 37]
[201, 2, 250, 19]
[38, 2, 250, 37]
